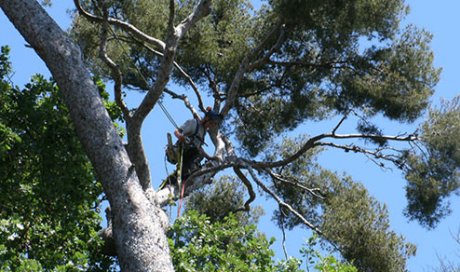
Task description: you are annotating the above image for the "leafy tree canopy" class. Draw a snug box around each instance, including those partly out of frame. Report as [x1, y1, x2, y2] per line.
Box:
[0, 46, 113, 271]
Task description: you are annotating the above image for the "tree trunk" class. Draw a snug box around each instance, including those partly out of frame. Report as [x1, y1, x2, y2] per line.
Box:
[0, 0, 173, 271]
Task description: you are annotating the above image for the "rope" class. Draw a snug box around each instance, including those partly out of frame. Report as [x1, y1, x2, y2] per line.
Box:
[159, 100, 179, 129]
[101, 14, 180, 130]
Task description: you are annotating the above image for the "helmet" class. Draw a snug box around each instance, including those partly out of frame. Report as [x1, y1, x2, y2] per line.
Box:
[204, 107, 221, 122]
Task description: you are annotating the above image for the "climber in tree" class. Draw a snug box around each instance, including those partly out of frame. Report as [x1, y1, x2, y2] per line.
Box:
[160, 107, 221, 190]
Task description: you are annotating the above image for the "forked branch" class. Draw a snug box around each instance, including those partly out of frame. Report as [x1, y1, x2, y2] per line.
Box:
[246, 166, 323, 235]
[73, 0, 166, 50]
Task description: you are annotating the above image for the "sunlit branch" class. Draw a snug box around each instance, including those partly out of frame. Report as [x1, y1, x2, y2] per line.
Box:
[73, 0, 166, 50]
[141, 44, 205, 112]
[245, 166, 323, 235]
[132, 0, 211, 126]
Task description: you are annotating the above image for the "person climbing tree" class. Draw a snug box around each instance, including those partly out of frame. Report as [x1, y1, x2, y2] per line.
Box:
[160, 107, 221, 190]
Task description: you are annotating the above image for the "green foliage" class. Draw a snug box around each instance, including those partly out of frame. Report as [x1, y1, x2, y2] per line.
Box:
[266, 137, 415, 272]
[302, 235, 358, 272]
[404, 97, 460, 228]
[168, 210, 303, 272]
[185, 176, 263, 225]
[0, 48, 114, 271]
[71, 0, 439, 156]
[321, 174, 416, 272]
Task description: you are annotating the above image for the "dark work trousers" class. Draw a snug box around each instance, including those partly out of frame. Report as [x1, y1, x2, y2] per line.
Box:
[181, 146, 203, 180]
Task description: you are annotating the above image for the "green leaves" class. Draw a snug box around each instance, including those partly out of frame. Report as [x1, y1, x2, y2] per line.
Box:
[0, 49, 113, 271]
[404, 96, 460, 228]
[168, 210, 301, 272]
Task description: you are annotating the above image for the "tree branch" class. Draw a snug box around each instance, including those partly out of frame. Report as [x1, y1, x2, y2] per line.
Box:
[141, 43, 206, 112]
[266, 169, 325, 200]
[98, 9, 130, 119]
[245, 166, 323, 235]
[73, 0, 166, 50]
[132, 0, 211, 127]
[248, 23, 286, 70]
[156, 161, 234, 207]
[163, 88, 201, 120]
[249, 132, 418, 168]
[233, 166, 256, 212]
[220, 21, 283, 117]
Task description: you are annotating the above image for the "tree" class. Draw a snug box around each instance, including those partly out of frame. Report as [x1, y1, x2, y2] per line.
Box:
[1, 0, 459, 271]
[0, 46, 114, 271]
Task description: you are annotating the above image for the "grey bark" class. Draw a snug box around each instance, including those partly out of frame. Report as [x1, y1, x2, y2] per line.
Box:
[0, 0, 173, 271]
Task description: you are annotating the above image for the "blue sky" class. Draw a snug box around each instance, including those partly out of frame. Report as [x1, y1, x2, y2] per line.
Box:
[1, 1, 459, 271]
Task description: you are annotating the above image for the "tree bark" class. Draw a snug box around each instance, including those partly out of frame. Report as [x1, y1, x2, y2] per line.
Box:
[0, 0, 173, 271]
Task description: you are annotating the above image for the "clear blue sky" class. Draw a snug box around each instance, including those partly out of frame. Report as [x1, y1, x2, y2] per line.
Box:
[1, 1, 459, 271]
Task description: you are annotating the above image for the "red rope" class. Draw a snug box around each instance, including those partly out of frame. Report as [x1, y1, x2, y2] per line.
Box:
[177, 178, 187, 218]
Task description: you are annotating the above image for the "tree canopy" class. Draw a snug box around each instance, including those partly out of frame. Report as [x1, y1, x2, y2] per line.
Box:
[1, 0, 459, 271]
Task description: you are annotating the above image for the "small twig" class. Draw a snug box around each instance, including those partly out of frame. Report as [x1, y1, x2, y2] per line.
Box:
[279, 205, 289, 260]
[266, 170, 325, 199]
[245, 166, 323, 235]
[332, 114, 348, 135]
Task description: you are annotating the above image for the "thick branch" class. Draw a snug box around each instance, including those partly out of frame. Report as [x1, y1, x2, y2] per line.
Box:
[156, 162, 235, 207]
[122, 38, 206, 112]
[132, 0, 211, 126]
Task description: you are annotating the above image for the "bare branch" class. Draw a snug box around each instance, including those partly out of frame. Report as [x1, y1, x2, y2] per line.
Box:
[233, 166, 256, 212]
[332, 114, 348, 135]
[98, 9, 130, 118]
[249, 132, 418, 168]
[317, 142, 405, 170]
[245, 166, 323, 235]
[266, 170, 325, 200]
[141, 44, 206, 112]
[73, 0, 166, 50]
[163, 88, 201, 120]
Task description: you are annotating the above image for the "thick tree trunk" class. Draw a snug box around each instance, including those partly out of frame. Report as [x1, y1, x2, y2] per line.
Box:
[0, 1, 173, 271]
